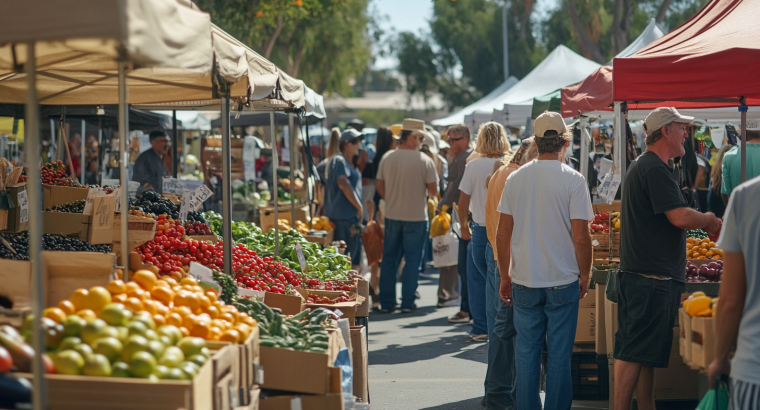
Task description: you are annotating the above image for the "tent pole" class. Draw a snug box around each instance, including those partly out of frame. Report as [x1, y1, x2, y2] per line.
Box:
[221, 97, 233, 275]
[81, 119, 86, 185]
[119, 58, 130, 280]
[579, 115, 589, 180]
[289, 113, 296, 227]
[271, 112, 279, 257]
[740, 97, 747, 183]
[26, 41, 48, 410]
[172, 110, 178, 178]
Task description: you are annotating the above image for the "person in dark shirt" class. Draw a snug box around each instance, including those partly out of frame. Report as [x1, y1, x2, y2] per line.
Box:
[615, 108, 721, 410]
[132, 130, 170, 194]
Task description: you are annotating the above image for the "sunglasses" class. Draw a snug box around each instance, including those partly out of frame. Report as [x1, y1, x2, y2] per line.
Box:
[448, 136, 465, 142]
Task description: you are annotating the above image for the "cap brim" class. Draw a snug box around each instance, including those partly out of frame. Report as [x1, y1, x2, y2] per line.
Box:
[674, 114, 695, 123]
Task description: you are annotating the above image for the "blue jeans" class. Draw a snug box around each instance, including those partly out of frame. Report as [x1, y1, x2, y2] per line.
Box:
[484, 244, 516, 409]
[379, 218, 429, 311]
[466, 224, 488, 335]
[512, 281, 580, 410]
[458, 237, 470, 313]
[333, 218, 361, 264]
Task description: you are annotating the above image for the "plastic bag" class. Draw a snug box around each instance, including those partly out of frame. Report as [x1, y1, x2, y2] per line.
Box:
[432, 229, 459, 267]
[428, 197, 439, 221]
[696, 380, 729, 410]
[361, 221, 384, 265]
[430, 205, 451, 237]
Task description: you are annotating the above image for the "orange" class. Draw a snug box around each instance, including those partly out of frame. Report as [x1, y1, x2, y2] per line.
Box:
[238, 312, 249, 322]
[76, 309, 97, 321]
[220, 312, 235, 325]
[206, 291, 218, 303]
[58, 300, 76, 316]
[190, 320, 211, 339]
[162, 277, 179, 286]
[182, 314, 197, 329]
[219, 329, 240, 343]
[44, 307, 67, 323]
[180, 277, 198, 287]
[147, 265, 160, 275]
[125, 281, 142, 293]
[69, 289, 89, 311]
[204, 305, 220, 319]
[107, 280, 127, 295]
[153, 314, 167, 327]
[709, 241, 715, 248]
[706, 251, 714, 258]
[179, 327, 190, 337]
[150, 287, 175, 306]
[191, 286, 205, 294]
[172, 285, 183, 294]
[175, 292, 200, 313]
[169, 271, 184, 282]
[124, 297, 144, 312]
[198, 295, 211, 310]
[167, 312, 184, 327]
[154, 280, 170, 289]
[127, 288, 148, 301]
[234, 324, 252, 342]
[142, 300, 158, 315]
[712, 255, 721, 260]
[112, 293, 128, 303]
[245, 317, 258, 327]
[172, 306, 193, 318]
[196, 313, 212, 323]
[210, 319, 228, 331]
[686, 237, 694, 244]
[208, 327, 222, 341]
[133, 270, 158, 291]
[85, 287, 112, 312]
[116, 268, 124, 280]
[155, 303, 169, 317]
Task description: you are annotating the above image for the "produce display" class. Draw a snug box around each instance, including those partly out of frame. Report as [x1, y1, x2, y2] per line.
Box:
[590, 212, 620, 232]
[45, 199, 86, 213]
[0, 325, 54, 374]
[41, 161, 82, 186]
[131, 191, 207, 225]
[0, 232, 111, 260]
[685, 260, 723, 283]
[294, 217, 334, 235]
[686, 233, 723, 260]
[233, 299, 332, 353]
[683, 291, 718, 317]
[304, 292, 351, 305]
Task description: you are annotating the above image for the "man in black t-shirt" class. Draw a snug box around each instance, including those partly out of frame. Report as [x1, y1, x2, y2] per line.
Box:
[614, 107, 721, 410]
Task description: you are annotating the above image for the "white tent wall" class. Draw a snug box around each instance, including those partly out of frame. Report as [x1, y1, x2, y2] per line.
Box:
[612, 19, 666, 60]
[432, 76, 519, 126]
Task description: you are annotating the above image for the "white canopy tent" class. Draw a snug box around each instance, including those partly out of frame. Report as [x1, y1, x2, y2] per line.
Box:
[431, 76, 518, 126]
[612, 19, 665, 60]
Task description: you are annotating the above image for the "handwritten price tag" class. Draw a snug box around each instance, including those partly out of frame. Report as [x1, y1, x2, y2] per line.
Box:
[112, 187, 122, 212]
[162, 176, 185, 194]
[17, 189, 28, 224]
[295, 244, 307, 272]
[243, 137, 257, 182]
[598, 173, 621, 205]
[188, 262, 214, 283]
[83, 188, 108, 215]
[188, 184, 213, 211]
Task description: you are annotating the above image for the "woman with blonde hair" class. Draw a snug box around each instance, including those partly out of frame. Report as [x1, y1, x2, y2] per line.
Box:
[457, 121, 512, 341]
[707, 144, 733, 218]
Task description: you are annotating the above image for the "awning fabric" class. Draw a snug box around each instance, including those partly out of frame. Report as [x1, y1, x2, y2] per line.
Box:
[613, 0, 760, 104]
[532, 90, 562, 119]
[277, 71, 306, 110]
[303, 86, 326, 120]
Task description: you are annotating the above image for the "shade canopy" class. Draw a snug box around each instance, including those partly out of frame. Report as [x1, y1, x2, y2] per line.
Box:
[532, 90, 562, 119]
[431, 76, 518, 126]
[613, 0, 760, 104]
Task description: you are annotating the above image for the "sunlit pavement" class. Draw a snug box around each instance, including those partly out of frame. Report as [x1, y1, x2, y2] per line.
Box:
[367, 270, 609, 410]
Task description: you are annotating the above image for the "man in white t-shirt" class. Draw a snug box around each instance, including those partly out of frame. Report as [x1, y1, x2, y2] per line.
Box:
[494, 111, 593, 410]
[376, 118, 439, 313]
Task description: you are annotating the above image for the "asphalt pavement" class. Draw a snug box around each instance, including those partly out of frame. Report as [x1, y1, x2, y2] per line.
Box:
[366, 269, 609, 410]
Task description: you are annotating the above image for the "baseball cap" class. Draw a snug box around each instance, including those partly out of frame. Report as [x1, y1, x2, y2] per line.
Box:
[534, 111, 567, 138]
[339, 128, 364, 143]
[420, 132, 439, 154]
[644, 107, 694, 134]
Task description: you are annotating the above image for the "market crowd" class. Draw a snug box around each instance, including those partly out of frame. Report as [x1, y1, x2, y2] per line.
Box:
[318, 107, 760, 409]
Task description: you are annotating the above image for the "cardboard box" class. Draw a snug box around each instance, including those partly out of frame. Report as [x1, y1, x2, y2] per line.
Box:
[593, 200, 621, 215]
[43, 185, 90, 209]
[604, 296, 618, 355]
[297, 289, 365, 326]
[580, 288, 596, 309]
[42, 196, 115, 245]
[112, 214, 158, 250]
[190, 235, 219, 244]
[258, 204, 309, 232]
[596, 284, 608, 355]
[355, 276, 370, 317]
[0, 251, 116, 310]
[237, 327, 260, 405]
[679, 309, 692, 365]
[1, 184, 28, 232]
[575, 307, 596, 344]
[350, 326, 369, 404]
[263, 292, 302, 316]
[690, 316, 716, 369]
[303, 229, 334, 247]
[259, 393, 345, 410]
[259, 346, 333, 395]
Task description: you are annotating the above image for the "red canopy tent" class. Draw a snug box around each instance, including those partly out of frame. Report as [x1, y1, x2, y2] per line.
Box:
[612, 0, 760, 104]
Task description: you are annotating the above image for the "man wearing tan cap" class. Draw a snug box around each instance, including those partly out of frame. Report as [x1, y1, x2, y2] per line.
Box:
[376, 118, 439, 313]
[495, 111, 594, 410]
[615, 107, 722, 410]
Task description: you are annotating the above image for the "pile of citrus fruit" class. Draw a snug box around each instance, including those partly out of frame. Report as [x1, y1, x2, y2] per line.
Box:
[686, 236, 723, 260]
[39, 272, 257, 379]
[683, 291, 718, 318]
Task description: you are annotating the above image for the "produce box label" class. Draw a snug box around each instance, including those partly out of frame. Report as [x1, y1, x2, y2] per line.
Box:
[82, 188, 108, 215]
[598, 173, 621, 205]
[17, 189, 28, 224]
[162, 176, 185, 194]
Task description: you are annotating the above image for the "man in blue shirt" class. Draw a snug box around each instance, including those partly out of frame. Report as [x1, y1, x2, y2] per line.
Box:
[132, 130, 170, 195]
[325, 129, 364, 269]
[721, 129, 760, 204]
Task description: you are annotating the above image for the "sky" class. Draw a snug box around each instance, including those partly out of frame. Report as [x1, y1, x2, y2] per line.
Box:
[373, 0, 558, 70]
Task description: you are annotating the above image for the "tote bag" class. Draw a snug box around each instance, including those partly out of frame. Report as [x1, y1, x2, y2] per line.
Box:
[432, 224, 459, 268]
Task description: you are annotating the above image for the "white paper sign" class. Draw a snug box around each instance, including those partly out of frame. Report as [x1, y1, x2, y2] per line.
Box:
[179, 196, 190, 222]
[162, 176, 185, 194]
[243, 137, 257, 182]
[188, 184, 213, 211]
[83, 189, 108, 215]
[295, 244, 307, 272]
[598, 173, 621, 204]
[238, 287, 266, 300]
[289, 398, 302, 410]
[710, 127, 725, 149]
[188, 262, 215, 283]
[598, 158, 613, 182]
[17, 190, 28, 224]
[112, 187, 122, 212]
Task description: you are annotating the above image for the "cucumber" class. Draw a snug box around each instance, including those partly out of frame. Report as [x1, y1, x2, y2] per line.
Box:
[310, 313, 328, 325]
[260, 339, 277, 347]
[291, 310, 310, 321]
[310, 341, 329, 349]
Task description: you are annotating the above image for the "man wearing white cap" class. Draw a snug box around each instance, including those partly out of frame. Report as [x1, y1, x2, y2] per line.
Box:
[615, 107, 722, 410]
[495, 111, 594, 410]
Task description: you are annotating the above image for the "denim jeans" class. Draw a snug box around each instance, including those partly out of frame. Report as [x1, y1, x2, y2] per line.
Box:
[466, 224, 488, 335]
[379, 218, 429, 311]
[333, 218, 361, 264]
[512, 281, 580, 410]
[484, 244, 516, 410]
[458, 237, 470, 313]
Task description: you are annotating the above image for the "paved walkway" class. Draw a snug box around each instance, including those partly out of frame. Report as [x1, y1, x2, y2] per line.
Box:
[366, 270, 609, 410]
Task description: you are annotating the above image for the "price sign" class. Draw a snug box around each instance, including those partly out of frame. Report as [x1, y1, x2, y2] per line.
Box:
[112, 187, 122, 212]
[295, 244, 307, 272]
[243, 137, 257, 182]
[162, 176, 185, 194]
[598, 173, 621, 205]
[179, 195, 190, 222]
[238, 287, 265, 300]
[188, 184, 213, 211]
[188, 262, 215, 283]
[17, 190, 28, 224]
[83, 188, 108, 215]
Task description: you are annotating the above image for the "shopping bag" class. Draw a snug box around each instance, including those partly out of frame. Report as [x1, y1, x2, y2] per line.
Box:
[361, 220, 384, 265]
[430, 205, 451, 237]
[605, 268, 619, 303]
[432, 227, 459, 268]
[696, 379, 729, 410]
[450, 202, 462, 238]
